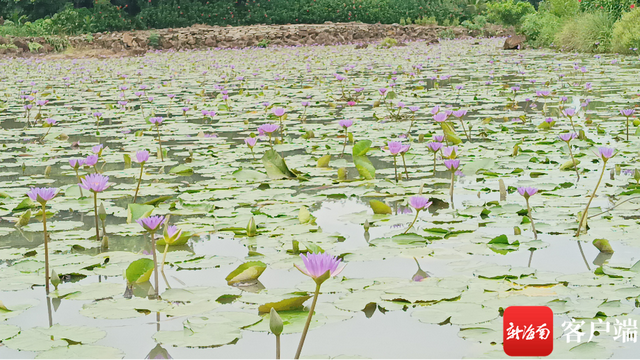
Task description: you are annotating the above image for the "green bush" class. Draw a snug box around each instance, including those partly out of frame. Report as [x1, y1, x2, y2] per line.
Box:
[521, 11, 563, 47]
[414, 16, 438, 25]
[147, 31, 160, 47]
[612, 8, 640, 54]
[485, 0, 535, 26]
[579, 0, 637, 20]
[537, 0, 579, 18]
[555, 11, 615, 52]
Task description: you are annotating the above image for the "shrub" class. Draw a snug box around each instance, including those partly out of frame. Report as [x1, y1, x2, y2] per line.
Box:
[612, 8, 640, 54]
[537, 0, 579, 18]
[555, 11, 615, 53]
[379, 37, 399, 48]
[414, 16, 438, 25]
[521, 12, 563, 48]
[438, 29, 456, 39]
[579, 0, 637, 20]
[485, 0, 535, 26]
[148, 31, 160, 47]
[27, 41, 43, 53]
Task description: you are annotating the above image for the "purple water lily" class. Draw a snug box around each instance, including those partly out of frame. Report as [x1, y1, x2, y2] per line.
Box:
[79, 173, 111, 193]
[295, 252, 345, 282]
[27, 187, 58, 205]
[517, 187, 538, 239]
[339, 119, 353, 128]
[135, 150, 150, 164]
[137, 215, 166, 233]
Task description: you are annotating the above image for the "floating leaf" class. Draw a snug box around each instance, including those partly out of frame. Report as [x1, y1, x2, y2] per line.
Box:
[369, 200, 392, 214]
[262, 149, 296, 179]
[126, 204, 154, 224]
[125, 258, 155, 284]
[225, 261, 267, 285]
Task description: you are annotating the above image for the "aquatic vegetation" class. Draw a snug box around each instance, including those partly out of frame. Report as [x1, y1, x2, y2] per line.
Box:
[1, 37, 640, 359]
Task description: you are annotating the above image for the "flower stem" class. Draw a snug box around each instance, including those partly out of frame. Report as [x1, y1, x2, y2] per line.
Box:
[401, 153, 409, 180]
[450, 170, 455, 209]
[251, 148, 256, 160]
[626, 116, 630, 141]
[42, 203, 50, 295]
[568, 116, 577, 133]
[74, 169, 84, 197]
[404, 209, 420, 234]
[275, 334, 281, 359]
[151, 231, 159, 298]
[341, 128, 347, 157]
[161, 243, 169, 273]
[93, 192, 100, 243]
[575, 160, 607, 237]
[393, 155, 398, 183]
[459, 118, 470, 141]
[566, 142, 580, 181]
[156, 125, 164, 161]
[433, 153, 437, 176]
[295, 283, 321, 359]
[526, 198, 537, 240]
[133, 164, 144, 203]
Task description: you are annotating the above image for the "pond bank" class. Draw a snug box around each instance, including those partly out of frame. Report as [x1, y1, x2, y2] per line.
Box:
[0, 22, 513, 58]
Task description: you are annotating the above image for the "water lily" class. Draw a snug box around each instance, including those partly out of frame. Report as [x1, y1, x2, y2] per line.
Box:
[69, 159, 85, 197]
[576, 147, 615, 237]
[133, 150, 150, 203]
[79, 173, 111, 243]
[388, 141, 403, 183]
[160, 225, 182, 272]
[427, 141, 443, 175]
[562, 108, 578, 132]
[258, 123, 279, 149]
[620, 109, 636, 141]
[517, 186, 538, 239]
[559, 132, 580, 180]
[294, 252, 345, 359]
[27, 187, 58, 294]
[339, 119, 353, 156]
[404, 196, 432, 234]
[444, 159, 461, 208]
[245, 137, 258, 159]
[149, 117, 165, 161]
[137, 215, 166, 297]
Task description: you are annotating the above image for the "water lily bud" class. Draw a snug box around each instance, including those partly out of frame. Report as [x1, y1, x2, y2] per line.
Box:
[123, 153, 132, 169]
[348, 132, 354, 144]
[44, 165, 52, 177]
[338, 167, 348, 180]
[101, 235, 109, 249]
[98, 203, 107, 222]
[305, 130, 315, 139]
[246, 216, 257, 237]
[17, 209, 31, 228]
[22, 162, 26, 174]
[514, 226, 521, 235]
[269, 308, 283, 336]
[364, 219, 370, 231]
[634, 169, 640, 184]
[418, 133, 425, 143]
[51, 270, 61, 290]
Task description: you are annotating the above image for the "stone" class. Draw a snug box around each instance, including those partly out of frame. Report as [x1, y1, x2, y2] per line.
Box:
[503, 35, 526, 50]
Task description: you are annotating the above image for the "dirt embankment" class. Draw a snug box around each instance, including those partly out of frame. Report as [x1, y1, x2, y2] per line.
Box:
[0, 22, 513, 57]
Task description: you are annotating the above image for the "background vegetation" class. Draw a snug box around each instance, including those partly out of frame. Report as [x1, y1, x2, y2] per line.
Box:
[0, 0, 638, 54]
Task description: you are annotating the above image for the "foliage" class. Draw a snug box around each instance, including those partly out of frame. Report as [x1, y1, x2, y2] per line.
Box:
[578, 0, 637, 20]
[257, 38, 270, 48]
[485, 0, 535, 26]
[413, 16, 438, 25]
[555, 11, 615, 53]
[45, 36, 70, 51]
[537, 0, 579, 18]
[27, 41, 43, 53]
[520, 12, 563, 47]
[379, 37, 399, 48]
[611, 8, 640, 54]
[462, 15, 487, 30]
[147, 31, 160, 47]
[438, 28, 456, 39]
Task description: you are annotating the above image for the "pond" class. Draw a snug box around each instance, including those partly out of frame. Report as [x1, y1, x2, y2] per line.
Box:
[1, 37, 640, 359]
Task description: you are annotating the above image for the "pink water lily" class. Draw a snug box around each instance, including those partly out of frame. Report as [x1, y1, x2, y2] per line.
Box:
[79, 173, 111, 193]
[339, 119, 353, 128]
[272, 107, 286, 117]
[409, 196, 432, 211]
[135, 150, 150, 164]
[388, 141, 403, 155]
[517, 186, 538, 198]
